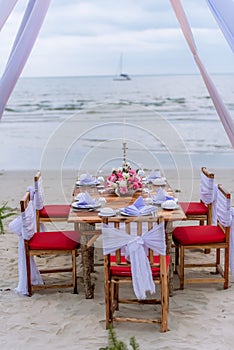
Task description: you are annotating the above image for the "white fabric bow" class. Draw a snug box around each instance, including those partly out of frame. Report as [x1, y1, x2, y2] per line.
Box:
[9, 200, 43, 295]
[102, 222, 166, 300]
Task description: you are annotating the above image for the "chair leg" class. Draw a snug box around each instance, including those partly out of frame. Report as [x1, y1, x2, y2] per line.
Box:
[175, 246, 179, 274]
[216, 248, 221, 274]
[25, 252, 32, 297]
[179, 246, 185, 290]
[113, 282, 119, 311]
[104, 256, 112, 329]
[160, 271, 168, 332]
[72, 250, 78, 294]
[224, 247, 229, 289]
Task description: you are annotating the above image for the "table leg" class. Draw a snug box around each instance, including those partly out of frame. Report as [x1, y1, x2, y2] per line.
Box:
[165, 222, 174, 297]
[76, 223, 96, 299]
[80, 234, 95, 299]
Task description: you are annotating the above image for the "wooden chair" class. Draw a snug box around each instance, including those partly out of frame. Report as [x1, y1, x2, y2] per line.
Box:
[173, 184, 230, 290]
[20, 191, 80, 296]
[179, 166, 215, 226]
[102, 216, 170, 332]
[34, 171, 71, 231]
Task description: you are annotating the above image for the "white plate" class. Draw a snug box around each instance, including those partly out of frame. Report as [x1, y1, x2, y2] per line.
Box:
[152, 178, 166, 186]
[120, 210, 156, 217]
[161, 204, 179, 210]
[98, 211, 116, 217]
[72, 202, 101, 210]
[76, 180, 99, 186]
[153, 197, 178, 205]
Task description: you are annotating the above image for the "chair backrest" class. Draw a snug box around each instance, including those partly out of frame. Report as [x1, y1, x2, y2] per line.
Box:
[20, 191, 36, 239]
[20, 191, 30, 213]
[34, 171, 44, 210]
[102, 216, 166, 300]
[200, 166, 215, 204]
[216, 184, 231, 228]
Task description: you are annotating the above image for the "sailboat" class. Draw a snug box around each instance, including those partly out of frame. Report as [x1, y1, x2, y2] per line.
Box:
[113, 53, 131, 81]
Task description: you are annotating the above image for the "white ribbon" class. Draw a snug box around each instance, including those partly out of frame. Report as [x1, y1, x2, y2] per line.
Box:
[216, 187, 234, 276]
[230, 208, 234, 276]
[34, 177, 44, 210]
[102, 222, 166, 300]
[9, 200, 43, 295]
[200, 171, 214, 205]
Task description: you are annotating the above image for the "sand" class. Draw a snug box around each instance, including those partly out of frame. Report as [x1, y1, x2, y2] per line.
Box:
[1, 168, 234, 350]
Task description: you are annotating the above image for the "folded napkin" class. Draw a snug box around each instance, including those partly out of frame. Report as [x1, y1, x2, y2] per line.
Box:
[147, 170, 161, 180]
[120, 196, 157, 216]
[74, 191, 99, 208]
[79, 173, 99, 185]
[151, 187, 175, 204]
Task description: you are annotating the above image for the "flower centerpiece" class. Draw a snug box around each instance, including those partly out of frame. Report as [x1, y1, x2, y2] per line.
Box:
[106, 161, 143, 196]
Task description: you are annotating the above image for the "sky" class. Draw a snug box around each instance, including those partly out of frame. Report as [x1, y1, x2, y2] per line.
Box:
[0, 0, 234, 77]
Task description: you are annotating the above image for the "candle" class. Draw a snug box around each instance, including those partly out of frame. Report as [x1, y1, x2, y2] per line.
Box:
[123, 117, 126, 142]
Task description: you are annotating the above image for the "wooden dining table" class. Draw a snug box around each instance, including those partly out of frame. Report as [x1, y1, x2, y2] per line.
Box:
[68, 180, 186, 299]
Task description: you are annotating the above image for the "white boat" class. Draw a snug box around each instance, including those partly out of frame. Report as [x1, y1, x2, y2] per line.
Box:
[113, 54, 131, 81]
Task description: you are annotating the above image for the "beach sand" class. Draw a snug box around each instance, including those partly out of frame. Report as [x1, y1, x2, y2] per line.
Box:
[1, 168, 234, 350]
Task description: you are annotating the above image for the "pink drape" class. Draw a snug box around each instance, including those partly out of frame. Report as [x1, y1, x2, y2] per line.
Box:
[207, 0, 234, 54]
[0, 0, 18, 30]
[170, 0, 234, 148]
[0, 0, 51, 120]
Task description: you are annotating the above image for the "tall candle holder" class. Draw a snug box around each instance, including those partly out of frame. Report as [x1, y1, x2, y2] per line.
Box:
[122, 141, 128, 163]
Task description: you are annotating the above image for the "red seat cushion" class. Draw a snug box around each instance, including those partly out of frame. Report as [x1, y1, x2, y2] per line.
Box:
[180, 201, 208, 215]
[28, 231, 80, 250]
[173, 225, 226, 245]
[110, 255, 170, 277]
[39, 204, 70, 218]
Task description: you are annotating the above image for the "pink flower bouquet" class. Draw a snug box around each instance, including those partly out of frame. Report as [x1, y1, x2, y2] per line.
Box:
[106, 162, 143, 196]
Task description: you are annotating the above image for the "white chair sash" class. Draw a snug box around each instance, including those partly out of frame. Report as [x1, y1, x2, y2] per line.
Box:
[9, 200, 43, 295]
[34, 177, 44, 210]
[216, 188, 234, 276]
[230, 208, 234, 276]
[211, 184, 218, 225]
[200, 170, 214, 205]
[102, 222, 166, 300]
[216, 188, 231, 227]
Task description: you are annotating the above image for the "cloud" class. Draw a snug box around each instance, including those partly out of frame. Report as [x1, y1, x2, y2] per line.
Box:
[0, 0, 234, 77]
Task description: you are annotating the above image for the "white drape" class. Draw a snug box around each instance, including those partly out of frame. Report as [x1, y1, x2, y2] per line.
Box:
[34, 177, 44, 210]
[0, 0, 18, 30]
[200, 171, 214, 205]
[9, 200, 43, 296]
[170, 0, 234, 148]
[206, 0, 234, 54]
[0, 0, 51, 120]
[216, 187, 234, 275]
[102, 222, 166, 300]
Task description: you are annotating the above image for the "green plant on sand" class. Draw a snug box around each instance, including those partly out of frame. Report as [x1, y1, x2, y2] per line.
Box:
[0, 202, 17, 234]
[99, 326, 140, 350]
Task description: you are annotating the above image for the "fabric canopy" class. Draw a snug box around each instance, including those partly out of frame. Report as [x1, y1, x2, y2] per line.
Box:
[0, 0, 18, 31]
[0, 0, 234, 150]
[0, 0, 51, 120]
[206, 0, 234, 54]
[170, 0, 234, 148]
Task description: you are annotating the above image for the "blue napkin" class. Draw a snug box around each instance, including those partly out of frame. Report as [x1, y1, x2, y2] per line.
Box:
[120, 196, 157, 216]
[73, 191, 99, 208]
[147, 170, 161, 180]
[151, 187, 175, 204]
[79, 173, 99, 185]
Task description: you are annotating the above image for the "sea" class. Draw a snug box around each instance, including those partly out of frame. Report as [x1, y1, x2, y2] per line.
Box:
[0, 74, 234, 174]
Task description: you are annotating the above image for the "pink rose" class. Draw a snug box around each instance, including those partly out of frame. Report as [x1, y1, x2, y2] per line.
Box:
[120, 186, 128, 194]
